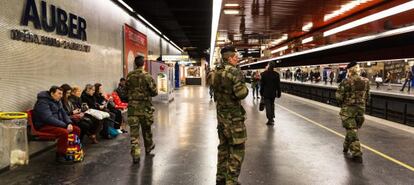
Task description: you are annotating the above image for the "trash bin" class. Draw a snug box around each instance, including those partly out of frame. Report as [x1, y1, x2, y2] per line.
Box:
[0, 112, 29, 169]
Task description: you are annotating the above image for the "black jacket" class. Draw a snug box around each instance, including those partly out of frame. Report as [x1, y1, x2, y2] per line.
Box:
[260, 70, 281, 99]
[33, 91, 72, 129]
[68, 95, 82, 109]
[81, 91, 99, 110]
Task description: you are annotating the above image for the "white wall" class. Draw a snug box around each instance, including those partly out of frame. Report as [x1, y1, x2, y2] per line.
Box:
[0, 0, 181, 111]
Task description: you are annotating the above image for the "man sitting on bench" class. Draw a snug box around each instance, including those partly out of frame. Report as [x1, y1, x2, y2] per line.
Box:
[33, 86, 81, 163]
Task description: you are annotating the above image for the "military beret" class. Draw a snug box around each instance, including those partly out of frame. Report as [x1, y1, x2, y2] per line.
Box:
[220, 46, 237, 55]
[346, 61, 357, 69]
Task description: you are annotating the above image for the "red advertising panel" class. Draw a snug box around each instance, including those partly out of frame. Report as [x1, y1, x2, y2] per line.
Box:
[123, 24, 148, 76]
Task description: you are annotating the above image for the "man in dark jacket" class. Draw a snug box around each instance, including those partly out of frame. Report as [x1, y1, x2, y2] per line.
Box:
[33, 86, 80, 163]
[116, 78, 128, 102]
[260, 62, 281, 125]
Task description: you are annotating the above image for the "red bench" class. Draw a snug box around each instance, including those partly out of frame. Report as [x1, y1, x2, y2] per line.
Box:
[27, 110, 57, 141]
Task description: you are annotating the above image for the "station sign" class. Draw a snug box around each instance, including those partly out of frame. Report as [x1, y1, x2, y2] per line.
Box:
[10, 0, 90, 52]
[162, 55, 190, 61]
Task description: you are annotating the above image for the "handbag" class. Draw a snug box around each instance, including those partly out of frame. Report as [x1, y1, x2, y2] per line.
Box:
[259, 98, 265, 111]
[85, 109, 110, 120]
[375, 77, 383, 83]
[70, 112, 85, 122]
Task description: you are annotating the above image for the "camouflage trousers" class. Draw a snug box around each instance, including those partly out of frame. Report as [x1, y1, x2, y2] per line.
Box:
[216, 108, 247, 185]
[128, 115, 154, 158]
[340, 106, 365, 157]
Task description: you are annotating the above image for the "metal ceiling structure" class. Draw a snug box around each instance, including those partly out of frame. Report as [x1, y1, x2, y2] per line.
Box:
[124, 0, 213, 59]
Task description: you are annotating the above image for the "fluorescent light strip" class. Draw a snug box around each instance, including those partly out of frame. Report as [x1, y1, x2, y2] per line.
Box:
[209, 0, 223, 66]
[117, 0, 134, 12]
[302, 22, 313, 32]
[224, 10, 240, 14]
[241, 24, 414, 67]
[324, 1, 414, 37]
[225, 3, 239, 7]
[324, 0, 371, 22]
[270, 34, 288, 46]
[302, 37, 314, 44]
[271, 46, 288, 54]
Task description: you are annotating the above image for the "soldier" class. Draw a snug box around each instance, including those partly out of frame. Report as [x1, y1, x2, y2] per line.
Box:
[212, 46, 249, 185]
[126, 56, 158, 164]
[336, 61, 370, 163]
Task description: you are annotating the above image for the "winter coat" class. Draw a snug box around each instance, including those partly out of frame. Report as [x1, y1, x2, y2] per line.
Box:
[33, 91, 71, 129]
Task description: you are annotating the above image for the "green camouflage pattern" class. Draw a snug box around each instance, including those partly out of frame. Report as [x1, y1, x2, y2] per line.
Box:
[212, 61, 248, 185]
[126, 68, 158, 159]
[336, 74, 370, 157]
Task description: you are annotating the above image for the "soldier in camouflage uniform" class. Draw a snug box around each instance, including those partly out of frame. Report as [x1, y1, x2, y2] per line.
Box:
[212, 46, 249, 185]
[126, 56, 158, 163]
[336, 61, 370, 163]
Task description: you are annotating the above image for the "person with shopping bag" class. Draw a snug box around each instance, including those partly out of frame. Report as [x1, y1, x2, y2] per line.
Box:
[32, 86, 81, 164]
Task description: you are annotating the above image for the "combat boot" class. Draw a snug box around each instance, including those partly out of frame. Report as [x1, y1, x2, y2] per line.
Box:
[131, 146, 141, 164]
[351, 156, 363, 163]
[216, 179, 225, 185]
[146, 144, 155, 154]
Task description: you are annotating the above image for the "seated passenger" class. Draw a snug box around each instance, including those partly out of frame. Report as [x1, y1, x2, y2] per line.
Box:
[116, 78, 128, 103]
[94, 83, 123, 132]
[32, 86, 81, 163]
[81, 84, 112, 139]
[61, 84, 99, 144]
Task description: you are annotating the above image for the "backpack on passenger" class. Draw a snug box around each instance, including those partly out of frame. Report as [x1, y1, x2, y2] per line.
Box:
[65, 133, 84, 162]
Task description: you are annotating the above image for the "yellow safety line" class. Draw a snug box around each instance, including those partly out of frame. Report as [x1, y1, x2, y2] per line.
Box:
[277, 104, 414, 172]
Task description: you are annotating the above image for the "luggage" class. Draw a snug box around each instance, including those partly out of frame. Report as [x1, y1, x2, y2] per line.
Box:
[65, 133, 84, 162]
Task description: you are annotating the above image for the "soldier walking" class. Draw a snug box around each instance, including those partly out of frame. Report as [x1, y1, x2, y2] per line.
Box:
[212, 46, 249, 185]
[336, 61, 370, 163]
[126, 56, 158, 164]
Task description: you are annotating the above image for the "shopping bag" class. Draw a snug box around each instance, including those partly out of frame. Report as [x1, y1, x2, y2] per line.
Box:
[85, 109, 110, 120]
[65, 133, 84, 162]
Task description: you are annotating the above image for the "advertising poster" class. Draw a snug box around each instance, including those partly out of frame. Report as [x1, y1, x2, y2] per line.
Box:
[123, 24, 148, 77]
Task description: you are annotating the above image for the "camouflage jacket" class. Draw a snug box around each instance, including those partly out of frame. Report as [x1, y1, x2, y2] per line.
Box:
[336, 74, 370, 108]
[126, 68, 158, 115]
[212, 62, 249, 109]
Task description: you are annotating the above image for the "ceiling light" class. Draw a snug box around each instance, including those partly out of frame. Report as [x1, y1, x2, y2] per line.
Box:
[270, 34, 288, 46]
[209, 0, 223, 66]
[324, 0, 371, 22]
[302, 22, 313, 32]
[241, 24, 414, 67]
[324, 1, 414, 37]
[117, 0, 134, 12]
[271, 46, 288, 54]
[225, 3, 239, 7]
[302, 36, 314, 44]
[224, 9, 240, 15]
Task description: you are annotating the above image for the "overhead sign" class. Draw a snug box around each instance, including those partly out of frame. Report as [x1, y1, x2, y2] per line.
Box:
[162, 55, 189, 61]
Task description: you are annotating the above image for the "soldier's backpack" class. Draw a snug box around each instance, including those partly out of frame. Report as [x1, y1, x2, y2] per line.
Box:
[65, 133, 84, 162]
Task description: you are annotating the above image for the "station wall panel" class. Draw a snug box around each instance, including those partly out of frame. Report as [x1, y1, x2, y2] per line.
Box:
[0, 0, 181, 111]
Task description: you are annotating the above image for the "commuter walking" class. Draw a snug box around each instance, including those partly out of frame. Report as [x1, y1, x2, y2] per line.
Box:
[384, 71, 392, 90]
[126, 56, 158, 164]
[374, 72, 383, 89]
[260, 62, 281, 125]
[251, 71, 261, 99]
[207, 69, 215, 99]
[400, 70, 412, 92]
[211, 46, 248, 185]
[336, 62, 370, 163]
[329, 70, 335, 85]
